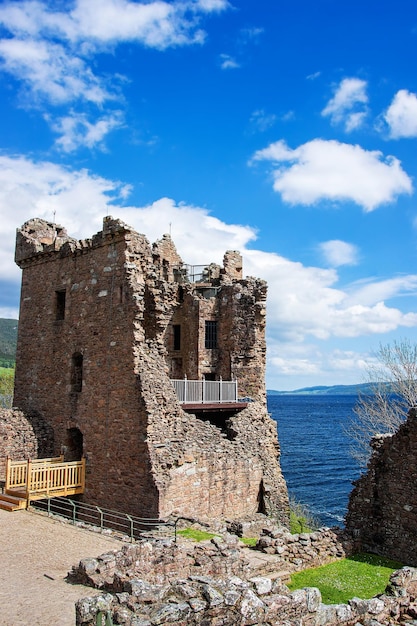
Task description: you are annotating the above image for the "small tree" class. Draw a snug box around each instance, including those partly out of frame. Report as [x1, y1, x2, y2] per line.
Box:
[347, 339, 417, 467]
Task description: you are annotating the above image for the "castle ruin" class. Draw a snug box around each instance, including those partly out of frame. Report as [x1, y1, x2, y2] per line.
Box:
[346, 407, 417, 566]
[13, 216, 289, 523]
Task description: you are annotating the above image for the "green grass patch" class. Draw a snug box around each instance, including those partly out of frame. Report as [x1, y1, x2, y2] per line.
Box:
[0, 366, 14, 376]
[239, 537, 257, 547]
[176, 528, 217, 542]
[177, 528, 258, 546]
[288, 553, 402, 604]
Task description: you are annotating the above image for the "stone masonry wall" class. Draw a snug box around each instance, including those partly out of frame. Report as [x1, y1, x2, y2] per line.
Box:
[13, 217, 289, 523]
[131, 322, 288, 522]
[14, 218, 160, 516]
[346, 408, 417, 566]
[0, 408, 53, 479]
[254, 527, 357, 574]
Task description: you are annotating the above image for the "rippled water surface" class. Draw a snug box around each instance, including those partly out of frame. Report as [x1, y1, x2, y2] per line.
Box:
[267, 395, 362, 527]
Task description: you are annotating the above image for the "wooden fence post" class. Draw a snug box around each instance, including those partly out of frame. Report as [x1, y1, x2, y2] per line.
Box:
[5, 457, 11, 491]
[26, 459, 32, 500]
[81, 458, 86, 492]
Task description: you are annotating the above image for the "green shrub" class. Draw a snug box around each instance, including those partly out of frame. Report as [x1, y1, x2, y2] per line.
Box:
[288, 553, 402, 604]
[289, 498, 319, 534]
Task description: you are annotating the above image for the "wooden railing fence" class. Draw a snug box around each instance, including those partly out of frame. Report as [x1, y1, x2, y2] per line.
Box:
[5, 456, 85, 500]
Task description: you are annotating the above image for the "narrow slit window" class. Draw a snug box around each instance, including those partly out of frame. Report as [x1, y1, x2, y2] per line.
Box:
[173, 324, 181, 351]
[71, 353, 83, 392]
[205, 320, 218, 349]
[55, 290, 66, 320]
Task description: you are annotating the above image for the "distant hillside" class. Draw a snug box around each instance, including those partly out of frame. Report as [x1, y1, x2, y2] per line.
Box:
[267, 383, 380, 396]
[0, 319, 18, 365]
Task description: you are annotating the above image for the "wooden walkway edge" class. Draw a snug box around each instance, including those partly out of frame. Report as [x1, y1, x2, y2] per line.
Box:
[0, 456, 85, 511]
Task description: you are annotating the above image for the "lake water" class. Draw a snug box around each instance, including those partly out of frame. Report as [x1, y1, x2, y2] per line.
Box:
[267, 395, 362, 528]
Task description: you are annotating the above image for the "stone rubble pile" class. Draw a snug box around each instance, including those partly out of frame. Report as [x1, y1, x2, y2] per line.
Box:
[75, 563, 417, 626]
[76, 573, 321, 625]
[72, 532, 417, 626]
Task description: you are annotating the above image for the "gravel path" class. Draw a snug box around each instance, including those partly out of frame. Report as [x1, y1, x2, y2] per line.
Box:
[0, 507, 122, 626]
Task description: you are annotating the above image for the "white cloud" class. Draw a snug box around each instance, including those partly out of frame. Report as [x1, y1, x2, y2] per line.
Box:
[268, 344, 369, 383]
[268, 354, 320, 377]
[0, 0, 228, 147]
[69, 0, 206, 48]
[239, 27, 264, 43]
[2, 155, 417, 361]
[344, 111, 367, 132]
[0, 37, 111, 105]
[194, 0, 230, 12]
[384, 89, 417, 138]
[0, 0, 227, 48]
[280, 110, 295, 122]
[346, 276, 417, 307]
[319, 240, 359, 267]
[244, 248, 417, 342]
[0, 307, 20, 319]
[322, 77, 368, 132]
[251, 138, 413, 211]
[249, 109, 277, 132]
[327, 349, 369, 373]
[0, 155, 256, 282]
[50, 111, 124, 152]
[0, 155, 124, 281]
[220, 54, 239, 70]
[306, 71, 321, 81]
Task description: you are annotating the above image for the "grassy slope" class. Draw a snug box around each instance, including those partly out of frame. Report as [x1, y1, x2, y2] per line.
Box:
[288, 553, 402, 604]
[0, 318, 18, 363]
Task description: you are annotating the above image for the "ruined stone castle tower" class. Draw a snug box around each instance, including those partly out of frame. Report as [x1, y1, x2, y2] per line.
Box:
[13, 216, 289, 523]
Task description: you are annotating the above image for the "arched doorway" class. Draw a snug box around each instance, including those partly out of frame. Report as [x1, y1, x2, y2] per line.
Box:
[65, 427, 83, 461]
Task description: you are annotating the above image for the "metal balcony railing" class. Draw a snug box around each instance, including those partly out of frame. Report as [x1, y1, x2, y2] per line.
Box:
[173, 264, 217, 284]
[171, 377, 238, 404]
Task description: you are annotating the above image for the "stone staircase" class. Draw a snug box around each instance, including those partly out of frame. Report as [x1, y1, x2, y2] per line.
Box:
[244, 546, 292, 583]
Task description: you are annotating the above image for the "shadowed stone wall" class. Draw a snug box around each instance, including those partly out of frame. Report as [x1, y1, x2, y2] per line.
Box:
[346, 408, 417, 566]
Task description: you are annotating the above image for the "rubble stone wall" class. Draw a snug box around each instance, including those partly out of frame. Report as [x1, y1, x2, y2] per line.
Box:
[346, 408, 417, 566]
[12, 216, 289, 523]
[254, 527, 358, 574]
[70, 535, 249, 590]
[72, 536, 417, 626]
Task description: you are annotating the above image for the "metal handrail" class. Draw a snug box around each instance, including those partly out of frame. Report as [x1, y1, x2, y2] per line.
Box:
[31, 496, 174, 541]
[172, 264, 218, 284]
[171, 377, 238, 404]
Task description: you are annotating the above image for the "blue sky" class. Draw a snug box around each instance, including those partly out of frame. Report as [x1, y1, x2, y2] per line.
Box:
[1, 0, 417, 390]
